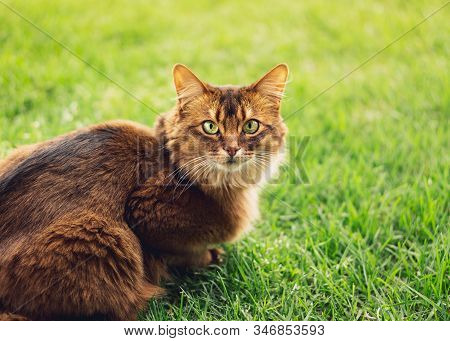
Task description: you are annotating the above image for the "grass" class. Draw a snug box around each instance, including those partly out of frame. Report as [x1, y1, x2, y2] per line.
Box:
[0, 0, 448, 320]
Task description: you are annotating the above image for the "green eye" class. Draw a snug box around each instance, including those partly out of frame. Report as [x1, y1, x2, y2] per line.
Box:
[243, 119, 260, 134]
[202, 120, 219, 134]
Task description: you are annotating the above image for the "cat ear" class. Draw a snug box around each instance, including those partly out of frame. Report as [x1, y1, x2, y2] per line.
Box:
[173, 64, 208, 107]
[251, 64, 289, 104]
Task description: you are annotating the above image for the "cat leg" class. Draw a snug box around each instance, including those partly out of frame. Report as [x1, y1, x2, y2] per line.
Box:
[162, 247, 224, 269]
[0, 212, 162, 320]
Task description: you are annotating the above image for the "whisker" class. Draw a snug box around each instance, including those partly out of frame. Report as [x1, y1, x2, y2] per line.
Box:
[164, 155, 208, 184]
[170, 159, 209, 199]
[176, 161, 213, 198]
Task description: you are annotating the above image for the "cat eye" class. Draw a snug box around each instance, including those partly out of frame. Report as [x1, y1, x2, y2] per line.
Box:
[243, 119, 260, 134]
[202, 120, 219, 135]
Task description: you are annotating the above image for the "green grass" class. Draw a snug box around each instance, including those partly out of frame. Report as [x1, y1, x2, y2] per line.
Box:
[1, 0, 449, 320]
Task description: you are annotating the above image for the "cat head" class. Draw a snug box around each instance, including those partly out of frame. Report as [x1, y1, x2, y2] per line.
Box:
[163, 64, 289, 188]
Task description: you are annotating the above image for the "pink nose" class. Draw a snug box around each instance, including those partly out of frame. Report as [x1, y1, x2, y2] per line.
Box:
[225, 147, 240, 157]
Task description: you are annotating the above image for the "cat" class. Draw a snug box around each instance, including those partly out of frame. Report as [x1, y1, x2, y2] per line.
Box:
[0, 64, 288, 320]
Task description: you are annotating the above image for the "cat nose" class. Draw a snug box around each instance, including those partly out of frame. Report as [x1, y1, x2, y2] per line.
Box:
[224, 146, 241, 157]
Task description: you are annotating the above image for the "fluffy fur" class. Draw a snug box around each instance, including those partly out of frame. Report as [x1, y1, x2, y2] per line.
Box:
[0, 64, 288, 320]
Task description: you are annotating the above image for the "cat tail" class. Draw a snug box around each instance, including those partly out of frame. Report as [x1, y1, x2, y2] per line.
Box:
[0, 312, 29, 320]
[141, 281, 166, 300]
[143, 253, 171, 284]
[139, 255, 169, 303]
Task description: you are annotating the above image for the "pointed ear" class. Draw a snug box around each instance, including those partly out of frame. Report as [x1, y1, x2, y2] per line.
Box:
[251, 64, 289, 104]
[173, 64, 207, 107]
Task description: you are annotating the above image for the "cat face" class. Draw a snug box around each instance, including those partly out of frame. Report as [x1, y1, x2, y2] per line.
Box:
[164, 64, 288, 188]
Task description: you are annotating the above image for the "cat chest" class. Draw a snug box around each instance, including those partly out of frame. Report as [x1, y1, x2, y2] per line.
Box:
[214, 188, 261, 242]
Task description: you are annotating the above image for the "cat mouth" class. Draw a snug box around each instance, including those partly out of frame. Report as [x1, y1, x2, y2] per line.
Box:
[214, 157, 250, 172]
[226, 156, 249, 165]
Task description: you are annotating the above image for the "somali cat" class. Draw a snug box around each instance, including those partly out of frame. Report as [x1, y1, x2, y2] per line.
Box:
[0, 64, 288, 320]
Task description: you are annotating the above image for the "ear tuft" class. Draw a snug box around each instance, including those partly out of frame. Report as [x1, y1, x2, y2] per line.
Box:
[173, 64, 207, 106]
[251, 64, 289, 104]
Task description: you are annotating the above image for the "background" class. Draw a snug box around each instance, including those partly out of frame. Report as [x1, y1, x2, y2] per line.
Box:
[0, 0, 448, 320]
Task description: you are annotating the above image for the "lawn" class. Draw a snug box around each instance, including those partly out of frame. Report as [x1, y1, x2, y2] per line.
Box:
[0, 0, 448, 320]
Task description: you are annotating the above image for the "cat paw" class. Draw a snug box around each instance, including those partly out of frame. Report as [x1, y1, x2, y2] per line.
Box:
[209, 248, 224, 264]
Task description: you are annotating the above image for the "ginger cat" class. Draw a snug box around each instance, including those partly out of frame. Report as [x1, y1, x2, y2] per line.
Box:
[0, 64, 288, 320]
